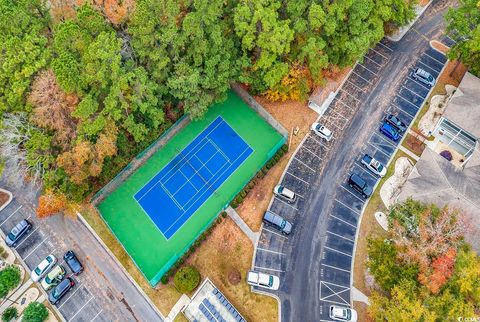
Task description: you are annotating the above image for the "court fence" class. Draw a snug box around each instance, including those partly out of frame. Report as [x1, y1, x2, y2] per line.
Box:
[91, 115, 190, 206]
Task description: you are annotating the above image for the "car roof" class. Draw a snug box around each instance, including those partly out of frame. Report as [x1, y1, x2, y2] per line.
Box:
[415, 68, 431, 78]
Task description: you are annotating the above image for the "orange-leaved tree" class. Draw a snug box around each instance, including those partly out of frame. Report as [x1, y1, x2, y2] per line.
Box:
[37, 190, 67, 218]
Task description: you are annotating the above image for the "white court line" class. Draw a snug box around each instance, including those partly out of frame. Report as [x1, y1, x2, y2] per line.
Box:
[327, 230, 355, 243]
[58, 285, 83, 308]
[377, 41, 393, 52]
[330, 215, 357, 229]
[422, 52, 445, 66]
[322, 262, 351, 273]
[256, 248, 285, 256]
[339, 89, 360, 103]
[293, 157, 316, 172]
[23, 236, 48, 260]
[0, 205, 22, 226]
[254, 266, 285, 273]
[90, 310, 103, 322]
[401, 85, 427, 100]
[334, 199, 360, 215]
[301, 145, 322, 160]
[339, 185, 365, 203]
[285, 172, 310, 185]
[14, 227, 39, 249]
[324, 246, 352, 257]
[357, 62, 378, 77]
[69, 296, 95, 321]
[369, 47, 388, 60]
[350, 70, 373, 85]
[273, 196, 298, 210]
[263, 227, 289, 239]
[363, 54, 382, 67]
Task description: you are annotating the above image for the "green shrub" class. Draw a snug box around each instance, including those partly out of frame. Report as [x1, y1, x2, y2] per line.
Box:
[221, 211, 227, 218]
[247, 181, 255, 189]
[0, 247, 7, 260]
[22, 302, 48, 322]
[160, 275, 169, 284]
[261, 167, 268, 174]
[2, 307, 17, 322]
[174, 266, 201, 293]
[240, 190, 247, 198]
[231, 201, 238, 208]
[281, 144, 288, 152]
[0, 266, 21, 298]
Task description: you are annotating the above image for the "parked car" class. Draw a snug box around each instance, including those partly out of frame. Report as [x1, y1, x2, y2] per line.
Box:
[329, 305, 358, 321]
[31, 255, 57, 282]
[348, 173, 372, 198]
[49, 277, 75, 305]
[64, 250, 83, 275]
[379, 122, 400, 142]
[311, 122, 333, 141]
[41, 265, 66, 291]
[361, 154, 387, 177]
[385, 114, 407, 133]
[247, 270, 280, 290]
[273, 185, 296, 203]
[263, 211, 292, 235]
[410, 67, 436, 87]
[5, 219, 32, 247]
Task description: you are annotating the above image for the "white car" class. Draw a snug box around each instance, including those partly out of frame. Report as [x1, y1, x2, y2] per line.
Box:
[31, 254, 57, 282]
[247, 270, 280, 290]
[329, 305, 358, 322]
[311, 122, 333, 141]
[273, 185, 296, 203]
[361, 154, 387, 177]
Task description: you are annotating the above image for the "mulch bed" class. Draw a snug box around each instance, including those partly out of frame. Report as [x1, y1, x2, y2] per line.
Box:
[0, 191, 9, 208]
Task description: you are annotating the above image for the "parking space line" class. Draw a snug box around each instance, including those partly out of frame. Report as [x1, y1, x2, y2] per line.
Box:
[334, 199, 360, 215]
[254, 266, 285, 273]
[301, 146, 322, 160]
[363, 54, 382, 67]
[346, 79, 365, 92]
[417, 60, 441, 73]
[90, 310, 103, 322]
[322, 263, 351, 273]
[58, 285, 84, 309]
[357, 62, 378, 76]
[366, 142, 389, 159]
[263, 228, 289, 239]
[256, 248, 285, 256]
[324, 246, 352, 257]
[23, 236, 48, 260]
[329, 109, 349, 121]
[330, 214, 357, 229]
[397, 92, 421, 110]
[391, 102, 415, 118]
[293, 157, 316, 172]
[320, 282, 350, 305]
[377, 41, 393, 52]
[407, 75, 431, 91]
[369, 47, 388, 60]
[319, 298, 350, 306]
[334, 99, 355, 113]
[351, 70, 373, 85]
[372, 131, 397, 148]
[326, 230, 355, 243]
[339, 89, 360, 102]
[352, 164, 378, 181]
[14, 227, 39, 249]
[322, 280, 352, 289]
[0, 205, 22, 226]
[69, 296, 94, 321]
[285, 171, 310, 185]
[422, 52, 445, 66]
[339, 185, 365, 203]
[401, 85, 426, 100]
[273, 196, 298, 210]
[309, 134, 331, 150]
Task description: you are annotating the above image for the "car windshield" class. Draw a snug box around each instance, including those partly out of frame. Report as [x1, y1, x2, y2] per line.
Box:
[345, 309, 351, 319]
[268, 276, 274, 287]
[372, 161, 383, 171]
[278, 186, 284, 194]
[7, 233, 15, 241]
[34, 266, 43, 275]
[280, 220, 286, 229]
[428, 75, 434, 82]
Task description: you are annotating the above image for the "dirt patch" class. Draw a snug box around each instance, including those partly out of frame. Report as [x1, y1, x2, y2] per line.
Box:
[228, 269, 241, 285]
[438, 60, 467, 87]
[402, 133, 426, 157]
[419, 0, 431, 7]
[431, 40, 450, 54]
[0, 191, 9, 208]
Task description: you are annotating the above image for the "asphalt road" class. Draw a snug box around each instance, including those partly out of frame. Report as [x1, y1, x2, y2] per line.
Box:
[0, 179, 163, 322]
[252, 1, 454, 321]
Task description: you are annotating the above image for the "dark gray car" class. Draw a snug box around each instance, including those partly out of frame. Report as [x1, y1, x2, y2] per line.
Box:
[5, 219, 32, 247]
[263, 211, 292, 235]
[348, 173, 373, 198]
[49, 277, 75, 305]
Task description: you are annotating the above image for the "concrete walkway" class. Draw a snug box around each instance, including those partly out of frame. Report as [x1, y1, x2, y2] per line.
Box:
[352, 286, 370, 305]
[399, 144, 421, 161]
[0, 279, 33, 313]
[226, 207, 259, 244]
[165, 294, 190, 322]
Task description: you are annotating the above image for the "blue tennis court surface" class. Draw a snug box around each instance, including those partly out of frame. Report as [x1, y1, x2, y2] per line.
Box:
[134, 117, 253, 239]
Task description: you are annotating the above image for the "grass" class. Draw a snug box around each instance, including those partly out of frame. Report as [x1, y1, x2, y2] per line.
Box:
[411, 82, 446, 133]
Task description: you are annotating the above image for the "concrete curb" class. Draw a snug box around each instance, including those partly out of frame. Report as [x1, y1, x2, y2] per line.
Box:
[387, 1, 433, 42]
[0, 188, 13, 212]
[76, 212, 166, 321]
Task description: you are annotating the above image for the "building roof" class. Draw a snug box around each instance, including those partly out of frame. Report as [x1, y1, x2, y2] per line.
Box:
[443, 72, 480, 138]
[398, 147, 480, 252]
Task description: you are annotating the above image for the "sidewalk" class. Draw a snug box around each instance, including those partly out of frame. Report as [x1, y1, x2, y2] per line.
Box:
[225, 207, 259, 244]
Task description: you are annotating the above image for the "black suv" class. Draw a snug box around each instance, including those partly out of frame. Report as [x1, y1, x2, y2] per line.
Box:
[5, 219, 32, 247]
[64, 250, 83, 275]
[385, 114, 407, 133]
[49, 277, 75, 305]
[348, 174, 373, 198]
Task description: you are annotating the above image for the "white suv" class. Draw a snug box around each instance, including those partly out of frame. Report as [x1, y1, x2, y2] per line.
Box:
[273, 185, 296, 203]
[329, 305, 358, 321]
[311, 122, 333, 141]
[247, 270, 280, 290]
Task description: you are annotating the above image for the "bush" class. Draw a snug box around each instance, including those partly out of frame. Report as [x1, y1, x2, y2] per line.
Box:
[281, 144, 288, 152]
[22, 302, 48, 322]
[440, 150, 453, 161]
[221, 211, 227, 218]
[160, 275, 169, 284]
[2, 307, 17, 322]
[174, 266, 201, 293]
[0, 266, 21, 298]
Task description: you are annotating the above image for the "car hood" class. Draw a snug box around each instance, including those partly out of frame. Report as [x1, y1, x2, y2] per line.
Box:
[283, 221, 292, 234]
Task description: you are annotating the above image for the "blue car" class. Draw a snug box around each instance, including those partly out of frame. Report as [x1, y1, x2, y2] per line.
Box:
[380, 122, 400, 141]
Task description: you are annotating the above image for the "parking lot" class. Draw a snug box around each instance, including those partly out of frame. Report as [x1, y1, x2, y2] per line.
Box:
[0, 198, 110, 322]
[253, 38, 448, 320]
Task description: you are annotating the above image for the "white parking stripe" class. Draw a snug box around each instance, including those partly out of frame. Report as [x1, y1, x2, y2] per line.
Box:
[329, 108, 349, 121]
[263, 228, 289, 239]
[0, 205, 22, 226]
[346, 79, 365, 93]
[407, 75, 431, 91]
[363, 54, 382, 67]
[309, 134, 331, 149]
[330, 215, 357, 229]
[352, 164, 378, 180]
[339, 185, 365, 203]
[14, 227, 39, 249]
[254, 266, 285, 273]
[334, 199, 360, 215]
[422, 52, 445, 66]
[285, 172, 310, 185]
[293, 157, 316, 172]
[90, 310, 103, 322]
[324, 246, 352, 257]
[391, 102, 415, 118]
[369, 47, 388, 60]
[378, 41, 393, 52]
[351, 70, 373, 85]
[334, 99, 355, 113]
[322, 280, 352, 289]
[373, 131, 397, 148]
[58, 285, 83, 308]
[339, 89, 360, 102]
[326, 230, 355, 243]
[319, 298, 350, 306]
[357, 62, 378, 76]
[301, 146, 322, 160]
[23, 236, 48, 260]
[273, 196, 298, 210]
[322, 263, 351, 273]
[69, 296, 94, 321]
[256, 248, 285, 256]
[417, 60, 441, 73]
[397, 92, 421, 110]
[401, 85, 426, 100]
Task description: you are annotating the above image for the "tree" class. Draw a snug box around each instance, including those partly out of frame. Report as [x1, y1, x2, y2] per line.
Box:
[445, 0, 480, 76]
[0, 0, 50, 116]
[0, 266, 21, 298]
[173, 266, 201, 293]
[418, 247, 456, 294]
[2, 307, 18, 322]
[36, 190, 67, 217]
[22, 302, 48, 322]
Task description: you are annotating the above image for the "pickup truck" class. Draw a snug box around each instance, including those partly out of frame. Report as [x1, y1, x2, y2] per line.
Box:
[247, 270, 280, 290]
[361, 154, 387, 177]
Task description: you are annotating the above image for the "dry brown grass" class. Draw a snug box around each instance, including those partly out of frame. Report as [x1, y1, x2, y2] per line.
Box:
[431, 40, 450, 54]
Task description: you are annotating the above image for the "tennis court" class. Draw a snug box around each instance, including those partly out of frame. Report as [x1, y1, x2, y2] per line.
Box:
[97, 91, 285, 285]
[134, 117, 253, 239]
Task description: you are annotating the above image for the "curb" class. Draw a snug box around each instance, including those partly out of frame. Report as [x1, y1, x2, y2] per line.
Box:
[0, 189, 13, 212]
[387, 1, 433, 42]
[76, 212, 166, 321]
